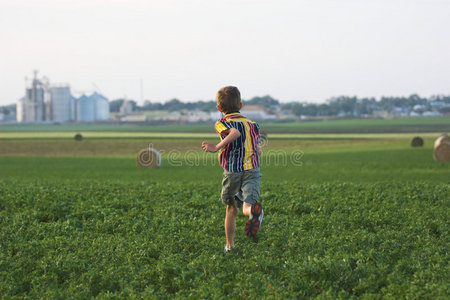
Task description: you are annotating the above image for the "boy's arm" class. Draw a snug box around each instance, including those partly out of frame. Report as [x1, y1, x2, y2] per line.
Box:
[202, 128, 241, 153]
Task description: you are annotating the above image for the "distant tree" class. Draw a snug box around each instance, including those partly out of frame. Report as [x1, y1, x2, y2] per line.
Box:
[128, 100, 138, 112]
[141, 100, 163, 111]
[109, 99, 138, 113]
[303, 104, 318, 116]
[291, 103, 319, 116]
[358, 98, 376, 115]
[244, 95, 280, 107]
[438, 106, 450, 114]
[1, 107, 10, 115]
[317, 103, 330, 116]
[116, 93, 450, 118]
[291, 103, 303, 116]
[194, 100, 217, 112]
[109, 99, 124, 113]
[165, 98, 183, 112]
[280, 102, 295, 110]
[430, 95, 450, 104]
[139, 99, 217, 112]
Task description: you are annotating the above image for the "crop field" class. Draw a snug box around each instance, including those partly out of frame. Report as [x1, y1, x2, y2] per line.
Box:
[1, 116, 449, 134]
[0, 119, 449, 298]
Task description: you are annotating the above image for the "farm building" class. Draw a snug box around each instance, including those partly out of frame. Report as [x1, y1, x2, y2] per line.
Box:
[241, 105, 277, 120]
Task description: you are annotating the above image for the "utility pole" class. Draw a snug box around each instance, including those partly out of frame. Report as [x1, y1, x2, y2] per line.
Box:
[140, 78, 144, 105]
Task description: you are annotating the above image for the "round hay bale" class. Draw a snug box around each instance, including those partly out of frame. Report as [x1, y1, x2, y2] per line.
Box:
[137, 148, 161, 168]
[74, 133, 83, 141]
[411, 136, 424, 147]
[260, 133, 268, 146]
[433, 135, 450, 162]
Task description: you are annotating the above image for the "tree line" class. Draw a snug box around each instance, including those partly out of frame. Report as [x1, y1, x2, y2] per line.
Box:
[109, 94, 450, 116]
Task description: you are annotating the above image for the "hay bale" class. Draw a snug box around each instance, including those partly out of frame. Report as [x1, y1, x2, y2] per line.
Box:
[137, 148, 161, 168]
[433, 135, 450, 162]
[411, 136, 424, 147]
[260, 133, 268, 146]
[74, 133, 83, 141]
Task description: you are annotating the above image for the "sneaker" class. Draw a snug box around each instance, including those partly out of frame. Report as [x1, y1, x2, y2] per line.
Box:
[244, 203, 264, 237]
[224, 244, 235, 254]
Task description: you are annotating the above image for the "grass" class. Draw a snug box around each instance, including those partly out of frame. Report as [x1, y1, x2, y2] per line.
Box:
[1, 180, 448, 298]
[0, 138, 448, 184]
[0, 131, 449, 298]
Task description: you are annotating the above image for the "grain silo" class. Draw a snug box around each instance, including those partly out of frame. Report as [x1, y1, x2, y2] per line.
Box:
[76, 94, 95, 122]
[16, 71, 50, 123]
[50, 86, 72, 122]
[70, 95, 77, 121]
[23, 78, 45, 122]
[16, 98, 25, 123]
[90, 92, 109, 121]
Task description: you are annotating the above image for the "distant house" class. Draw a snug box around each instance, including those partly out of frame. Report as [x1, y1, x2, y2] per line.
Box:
[391, 106, 410, 117]
[241, 105, 276, 120]
[430, 101, 446, 109]
[186, 110, 221, 123]
[422, 111, 442, 117]
[122, 113, 147, 122]
[413, 104, 426, 112]
[372, 110, 389, 118]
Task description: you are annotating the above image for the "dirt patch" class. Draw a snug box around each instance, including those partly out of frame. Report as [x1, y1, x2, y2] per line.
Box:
[0, 140, 202, 156]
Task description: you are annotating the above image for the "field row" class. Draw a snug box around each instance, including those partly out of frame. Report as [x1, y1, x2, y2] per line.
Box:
[0, 131, 445, 140]
[1, 143, 448, 184]
[0, 133, 443, 157]
[1, 116, 449, 134]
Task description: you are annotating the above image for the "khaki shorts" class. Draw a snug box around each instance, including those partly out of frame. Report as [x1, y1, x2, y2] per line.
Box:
[221, 168, 262, 208]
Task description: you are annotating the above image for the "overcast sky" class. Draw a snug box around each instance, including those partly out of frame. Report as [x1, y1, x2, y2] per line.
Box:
[1, 0, 449, 105]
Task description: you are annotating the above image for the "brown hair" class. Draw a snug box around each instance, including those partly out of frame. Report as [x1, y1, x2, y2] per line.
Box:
[216, 86, 241, 113]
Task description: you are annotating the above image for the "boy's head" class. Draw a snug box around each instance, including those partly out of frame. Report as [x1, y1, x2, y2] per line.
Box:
[216, 86, 242, 113]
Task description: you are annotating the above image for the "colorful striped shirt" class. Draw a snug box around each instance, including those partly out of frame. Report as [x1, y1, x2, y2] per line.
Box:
[214, 112, 260, 172]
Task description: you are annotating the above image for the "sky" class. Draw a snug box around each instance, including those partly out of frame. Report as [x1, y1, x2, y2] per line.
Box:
[1, 0, 450, 105]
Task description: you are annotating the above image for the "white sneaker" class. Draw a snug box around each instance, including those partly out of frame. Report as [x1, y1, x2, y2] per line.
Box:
[224, 244, 235, 254]
[258, 207, 264, 226]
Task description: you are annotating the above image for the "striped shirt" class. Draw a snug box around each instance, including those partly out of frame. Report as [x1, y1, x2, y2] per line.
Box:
[214, 112, 260, 172]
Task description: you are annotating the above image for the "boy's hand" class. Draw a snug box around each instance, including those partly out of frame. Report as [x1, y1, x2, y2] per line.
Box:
[257, 144, 262, 156]
[202, 142, 218, 153]
[202, 128, 241, 153]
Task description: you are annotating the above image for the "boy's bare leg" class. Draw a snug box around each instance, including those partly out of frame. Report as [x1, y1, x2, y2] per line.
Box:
[242, 202, 252, 218]
[225, 205, 238, 248]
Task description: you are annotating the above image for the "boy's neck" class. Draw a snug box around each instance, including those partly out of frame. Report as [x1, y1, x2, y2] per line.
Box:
[224, 110, 240, 115]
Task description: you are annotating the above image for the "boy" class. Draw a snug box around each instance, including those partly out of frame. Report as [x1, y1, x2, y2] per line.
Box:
[201, 86, 264, 253]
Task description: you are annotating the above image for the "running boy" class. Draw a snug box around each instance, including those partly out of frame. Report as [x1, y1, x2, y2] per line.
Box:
[201, 86, 264, 253]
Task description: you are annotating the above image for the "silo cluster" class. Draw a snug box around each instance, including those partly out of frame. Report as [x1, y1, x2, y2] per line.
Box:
[16, 71, 110, 123]
[76, 92, 109, 122]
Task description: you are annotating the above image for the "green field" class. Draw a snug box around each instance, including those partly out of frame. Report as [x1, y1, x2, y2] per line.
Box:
[0, 120, 449, 298]
[1, 116, 449, 134]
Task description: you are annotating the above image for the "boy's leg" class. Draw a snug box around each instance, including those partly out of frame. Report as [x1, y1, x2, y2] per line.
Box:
[243, 202, 252, 217]
[241, 168, 263, 237]
[225, 204, 238, 249]
[221, 172, 243, 249]
[241, 168, 262, 215]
